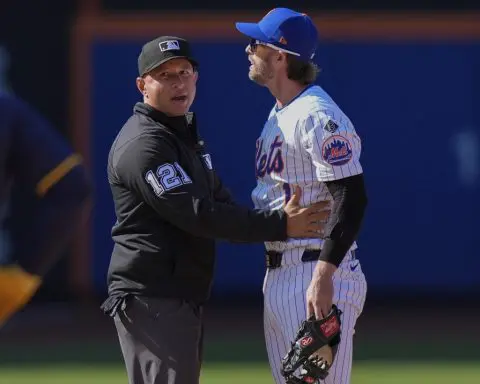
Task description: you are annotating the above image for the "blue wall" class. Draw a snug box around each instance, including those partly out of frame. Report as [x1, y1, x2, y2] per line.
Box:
[90, 39, 480, 296]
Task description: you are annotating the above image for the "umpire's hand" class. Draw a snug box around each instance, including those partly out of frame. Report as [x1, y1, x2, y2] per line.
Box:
[284, 185, 330, 238]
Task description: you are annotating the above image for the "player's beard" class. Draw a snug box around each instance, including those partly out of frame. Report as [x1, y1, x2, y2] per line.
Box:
[249, 56, 274, 86]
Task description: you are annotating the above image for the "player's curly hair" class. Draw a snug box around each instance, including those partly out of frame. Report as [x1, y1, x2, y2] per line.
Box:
[286, 55, 320, 85]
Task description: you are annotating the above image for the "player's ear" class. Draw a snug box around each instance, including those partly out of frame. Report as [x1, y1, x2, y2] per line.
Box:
[273, 51, 285, 68]
[193, 70, 198, 84]
[136, 76, 146, 96]
[277, 52, 289, 71]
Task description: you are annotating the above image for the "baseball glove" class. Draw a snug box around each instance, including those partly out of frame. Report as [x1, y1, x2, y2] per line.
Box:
[281, 305, 342, 384]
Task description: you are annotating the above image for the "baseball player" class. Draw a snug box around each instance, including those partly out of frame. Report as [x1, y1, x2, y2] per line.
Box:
[0, 94, 91, 327]
[235, 8, 368, 384]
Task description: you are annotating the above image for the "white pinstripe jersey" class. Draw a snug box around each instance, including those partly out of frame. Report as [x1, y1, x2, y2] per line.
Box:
[252, 84, 363, 252]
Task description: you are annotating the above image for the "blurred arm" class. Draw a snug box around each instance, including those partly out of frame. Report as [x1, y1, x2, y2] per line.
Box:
[9, 97, 92, 276]
[0, 96, 91, 326]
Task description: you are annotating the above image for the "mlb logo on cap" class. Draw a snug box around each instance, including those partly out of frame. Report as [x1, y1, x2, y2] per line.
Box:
[159, 40, 180, 52]
[137, 36, 198, 76]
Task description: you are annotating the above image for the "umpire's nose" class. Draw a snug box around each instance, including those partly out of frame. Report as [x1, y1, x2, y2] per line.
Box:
[171, 75, 186, 89]
[245, 44, 252, 55]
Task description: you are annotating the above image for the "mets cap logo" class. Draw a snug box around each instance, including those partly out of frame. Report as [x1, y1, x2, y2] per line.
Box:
[322, 135, 353, 166]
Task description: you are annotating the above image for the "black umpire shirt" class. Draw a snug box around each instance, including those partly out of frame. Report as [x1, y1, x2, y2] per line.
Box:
[102, 102, 287, 311]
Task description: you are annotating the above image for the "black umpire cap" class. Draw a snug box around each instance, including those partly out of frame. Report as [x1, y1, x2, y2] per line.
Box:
[138, 36, 198, 76]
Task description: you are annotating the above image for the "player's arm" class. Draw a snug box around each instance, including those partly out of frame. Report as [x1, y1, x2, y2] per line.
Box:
[321, 174, 367, 266]
[120, 134, 288, 243]
[9, 98, 91, 275]
[303, 113, 368, 318]
[303, 114, 368, 267]
[0, 97, 91, 325]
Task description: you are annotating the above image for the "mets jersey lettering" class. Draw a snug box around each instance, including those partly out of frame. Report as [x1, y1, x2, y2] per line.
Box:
[255, 135, 284, 178]
[251, 85, 363, 252]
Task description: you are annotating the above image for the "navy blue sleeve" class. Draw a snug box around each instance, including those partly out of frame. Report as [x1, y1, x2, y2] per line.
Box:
[4, 96, 91, 276]
[8, 98, 79, 194]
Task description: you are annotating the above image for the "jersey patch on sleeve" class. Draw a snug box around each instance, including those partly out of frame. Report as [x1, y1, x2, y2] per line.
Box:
[322, 135, 353, 166]
[144, 162, 192, 196]
[324, 119, 339, 133]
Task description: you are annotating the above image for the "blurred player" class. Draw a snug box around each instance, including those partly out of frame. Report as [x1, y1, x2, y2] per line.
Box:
[235, 8, 368, 383]
[0, 93, 91, 327]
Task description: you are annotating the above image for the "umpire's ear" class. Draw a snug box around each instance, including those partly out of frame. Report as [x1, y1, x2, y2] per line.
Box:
[136, 76, 146, 97]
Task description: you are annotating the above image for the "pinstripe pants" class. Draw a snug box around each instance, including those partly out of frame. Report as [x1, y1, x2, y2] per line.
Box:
[263, 248, 367, 384]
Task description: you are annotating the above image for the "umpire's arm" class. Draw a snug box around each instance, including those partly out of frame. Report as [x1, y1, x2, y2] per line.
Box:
[119, 134, 286, 243]
[212, 171, 236, 205]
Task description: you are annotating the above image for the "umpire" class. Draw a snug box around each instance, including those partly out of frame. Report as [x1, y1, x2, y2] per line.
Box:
[101, 36, 329, 384]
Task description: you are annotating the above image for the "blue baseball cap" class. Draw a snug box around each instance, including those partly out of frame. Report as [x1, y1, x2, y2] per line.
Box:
[235, 8, 319, 62]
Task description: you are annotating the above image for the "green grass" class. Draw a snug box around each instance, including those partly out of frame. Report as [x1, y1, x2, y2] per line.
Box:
[0, 336, 478, 384]
[0, 338, 478, 365]
[0, 362, 479, 384]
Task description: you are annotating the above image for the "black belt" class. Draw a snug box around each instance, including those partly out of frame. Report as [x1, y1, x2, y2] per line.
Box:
[266, 249, 321, 269]
[265, 249, 356, 269]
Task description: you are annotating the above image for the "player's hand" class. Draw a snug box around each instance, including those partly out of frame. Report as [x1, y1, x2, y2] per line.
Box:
[284, 185, 330, 238]
[306, 261, 336, 319]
